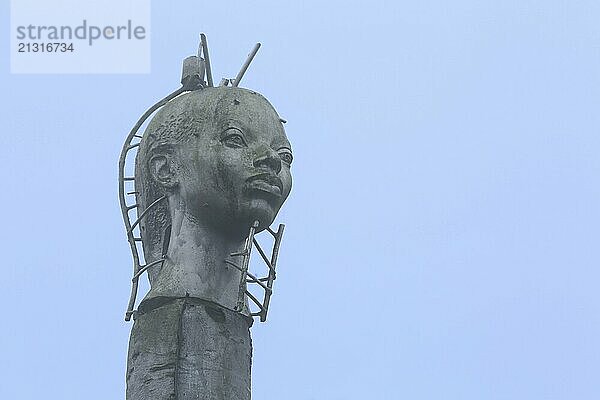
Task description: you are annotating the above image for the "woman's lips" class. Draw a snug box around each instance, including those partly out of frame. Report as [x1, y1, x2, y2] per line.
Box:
[247, 179, 282, 197]
[246, 173, 283, 197]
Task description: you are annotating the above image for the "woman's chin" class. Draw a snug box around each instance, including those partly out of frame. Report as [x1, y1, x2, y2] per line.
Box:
[243, 198, 279, 230]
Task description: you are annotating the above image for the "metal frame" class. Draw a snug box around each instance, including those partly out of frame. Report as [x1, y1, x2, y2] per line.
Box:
[119, 88, 187, 322]
[226, 222, 285, 322]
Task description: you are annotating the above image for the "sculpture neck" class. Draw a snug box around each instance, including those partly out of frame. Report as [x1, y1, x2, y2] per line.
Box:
[142, 201, 248, 313]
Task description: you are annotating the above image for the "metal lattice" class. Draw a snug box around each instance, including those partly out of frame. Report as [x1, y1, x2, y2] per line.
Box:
[225, 221, 285, 322]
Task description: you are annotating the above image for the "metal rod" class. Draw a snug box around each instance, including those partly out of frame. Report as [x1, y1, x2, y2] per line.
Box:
[246, 271, 271, 293]
[200, 33, 213, 87]
[132, 258, 166, 280]
[225, 259, 242, 270]
[232, 43, 261, 87]
[161, 224, 172, 258]
[245, 290, 265, 311]
[260, 224, 284, 322]
[252, 238, 273, 269]
[128, 195, 167, 233]
[119, 86, 188, 321]
[246, 277, 269, 283]
[235, 221, 259, 311]
[226, 260, 270, 292]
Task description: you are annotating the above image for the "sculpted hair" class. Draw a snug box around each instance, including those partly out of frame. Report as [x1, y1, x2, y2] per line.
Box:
[135, 89, 214, 283]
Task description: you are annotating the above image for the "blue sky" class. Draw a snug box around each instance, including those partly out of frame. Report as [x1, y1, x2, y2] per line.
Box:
[1, 1, 599, 399]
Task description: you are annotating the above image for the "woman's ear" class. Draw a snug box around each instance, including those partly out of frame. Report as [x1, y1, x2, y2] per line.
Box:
[148, 152, 179, 189]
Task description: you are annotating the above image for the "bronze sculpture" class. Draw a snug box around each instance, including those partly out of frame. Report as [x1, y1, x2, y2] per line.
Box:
[119, 35, 292, 399]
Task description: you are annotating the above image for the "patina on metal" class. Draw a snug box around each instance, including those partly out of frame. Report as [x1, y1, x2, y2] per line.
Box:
[118, 34, 293, 399]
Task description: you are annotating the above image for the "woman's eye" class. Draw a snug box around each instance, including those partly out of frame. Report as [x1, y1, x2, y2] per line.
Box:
[221, 128, 247, 148]
[279, 150, 293, 165]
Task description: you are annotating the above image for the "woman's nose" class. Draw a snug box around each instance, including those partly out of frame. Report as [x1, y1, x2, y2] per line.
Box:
[253, 145, 282, 174]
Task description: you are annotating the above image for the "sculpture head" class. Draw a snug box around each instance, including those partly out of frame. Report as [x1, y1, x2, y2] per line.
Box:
[136, 87, 292, 281]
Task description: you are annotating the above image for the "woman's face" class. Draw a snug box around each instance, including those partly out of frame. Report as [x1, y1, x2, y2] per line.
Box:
[177, 89, 293, 236]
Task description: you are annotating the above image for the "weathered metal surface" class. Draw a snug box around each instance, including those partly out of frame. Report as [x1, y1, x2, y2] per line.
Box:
[120, 36, 293, 399]
[127, 298, 252, 400]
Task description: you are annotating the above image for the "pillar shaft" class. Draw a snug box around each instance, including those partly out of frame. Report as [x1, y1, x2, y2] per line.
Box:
[126, 298, 252, 400]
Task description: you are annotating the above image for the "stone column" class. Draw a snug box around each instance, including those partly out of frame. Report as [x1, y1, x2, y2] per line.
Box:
[126, 298, 253, 400]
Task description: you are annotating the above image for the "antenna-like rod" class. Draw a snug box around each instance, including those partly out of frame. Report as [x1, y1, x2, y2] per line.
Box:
[232, 43, 261, 87]
[200, 33, 214, 87]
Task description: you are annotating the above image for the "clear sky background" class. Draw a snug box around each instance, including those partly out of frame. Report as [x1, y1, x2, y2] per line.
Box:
[1, 1, 599, 399]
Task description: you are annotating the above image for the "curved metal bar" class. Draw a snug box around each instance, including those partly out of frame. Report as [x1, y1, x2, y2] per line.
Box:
[128, 195, 167, 233]
[119, 86, 187, 321]
[132, 258, 166, 281]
